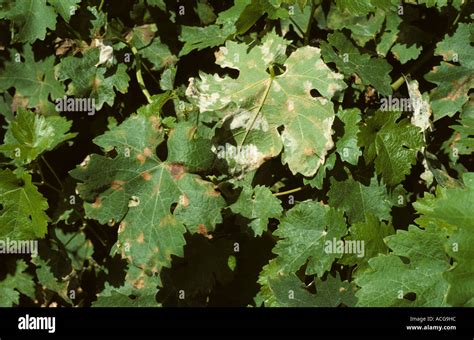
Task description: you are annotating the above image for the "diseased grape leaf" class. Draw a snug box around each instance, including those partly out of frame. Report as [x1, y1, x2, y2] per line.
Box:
[33, 257, 72, 304]
[187, 31, 346, 176]
[270, 201, 347, 276]
[59, 48, 130, 110]
[70, 109, 225, 292]
[127, 24, 177, 71]
[166, 121, 215, 172]
[230, 185, 282, 236]
[425, 23, 474, 120]
[0, 45, 65, 114]
[328, 176, 392, 224]
[0, 108, 76, 165]
[0, 170, 49, 239]
[0, 260, 35, 307]
[48, 0, 80, 22]
[358, 111, 424, 186]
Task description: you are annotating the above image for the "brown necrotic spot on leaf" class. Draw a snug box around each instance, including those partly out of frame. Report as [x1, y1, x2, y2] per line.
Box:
[111, 180, 126, 190]
[141, 171, 152, 181]
[133, 278, 146, 290]
[178, 194, 189, 207]
[197, 224, 213, 239]
[92, 197, 102, 208]
[166, 163, 186, 180]
[143, 147, 153, 157]
[118, 221, 126, 234]
[149, 115, 161, 131]
[136, 153, 146, 165]
[136, 232, 145, 243]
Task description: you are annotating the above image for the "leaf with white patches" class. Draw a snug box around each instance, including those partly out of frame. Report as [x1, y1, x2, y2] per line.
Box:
[187, 31, 346, 177]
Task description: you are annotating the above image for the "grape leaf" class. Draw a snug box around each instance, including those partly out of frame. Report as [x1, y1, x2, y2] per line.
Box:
[335, 108, 362, 165]
[0, 0, 56, 43]
[178, 0, 251, 56]
[391, 43, 422, 64]
[166, 121, 215, 172]
[0, 45, 65, 114]
[321, 32, 393, 95]
[339, 213, 394, 272]
[355, 225, 450, 306]
[70, 109, 226, 290]
[187, 32, 346, 176]
[270, 201, 347, 276]
[358, 111, 424, 186]
[47, 0, 80, 22]
[0, 170, 49, 239]
[230, 185, 282, 236]
[328, 176, 392, 224]
[414, 172, 474, 306]
[425, 24, 474, 120]
[256, 259, 355, 307]
[0, 260, 35, 307]
[127, 24, 177, 71]
[33, 257, 72, 304]
[0, 108, 76, 165]
[59, 48, 130, 110]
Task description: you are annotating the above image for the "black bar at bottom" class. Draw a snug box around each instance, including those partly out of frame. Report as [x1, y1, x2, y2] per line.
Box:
[0, 308, 472, 339]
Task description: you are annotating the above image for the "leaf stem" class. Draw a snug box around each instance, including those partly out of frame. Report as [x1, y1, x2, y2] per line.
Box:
[131, 46, 152, 104]
[41, 155, 64, 192]
[272, 186, 305, 196]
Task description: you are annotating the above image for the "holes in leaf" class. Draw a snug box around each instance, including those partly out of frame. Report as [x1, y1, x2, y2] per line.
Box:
[403, 292, 416, 301]
[310, 89, 322, 97]
[170, 202, 177, 214]
[265, 64, 286, 76]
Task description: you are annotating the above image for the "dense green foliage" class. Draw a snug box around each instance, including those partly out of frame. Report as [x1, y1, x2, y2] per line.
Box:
[0, 0, 472, 307]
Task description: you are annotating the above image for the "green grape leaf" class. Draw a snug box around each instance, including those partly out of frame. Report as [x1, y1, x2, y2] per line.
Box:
[425, 24, 474, 120]
[47, 0, 80, 22]
[33, 257, 72, 304]
[358, 111, 424, 186]
[93, 281, 161, 307]
[127, 24, 177, 71]
[166, 121, 215, 172]
[0, 108, 76, 165]
[270, 201, 347, 276]
[355, 225, 450, 306]
[414, 172, 474, 306]
[0, 0, 56, 43]
[391, 43, 422, 64]
[328, 176, 392, 224]
[0, 260, 35, 307]
[230, 185, 283, 236]
[321, 32, 392, 95]
[339, 213, 394, 272]
[335, 108, 362, 165]
[58, 48, 130, 110]
[187, 31, 346, 176]
[70, 110, 225, 289]
[256, 259, 356, 307]
[0, 45, 65, 114]
[0, 170, 49, 239]
[178, 0, 251, 56]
